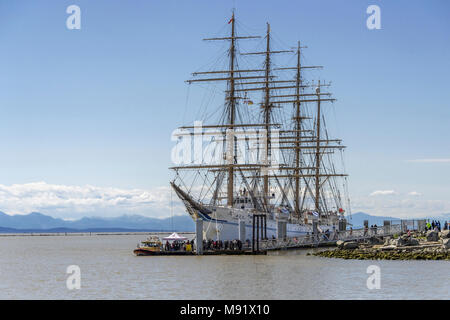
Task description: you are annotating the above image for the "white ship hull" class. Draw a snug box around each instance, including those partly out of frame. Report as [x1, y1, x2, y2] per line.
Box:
[195, 206, 335, 241]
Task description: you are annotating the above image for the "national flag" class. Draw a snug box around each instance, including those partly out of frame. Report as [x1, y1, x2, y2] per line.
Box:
[338, 208, 345, 213]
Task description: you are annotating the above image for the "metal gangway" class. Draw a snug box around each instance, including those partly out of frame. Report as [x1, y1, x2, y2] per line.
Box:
[259, 224, 403, 251]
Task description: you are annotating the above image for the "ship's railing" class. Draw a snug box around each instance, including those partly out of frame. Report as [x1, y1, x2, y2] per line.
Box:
[259, 224, 402, 251]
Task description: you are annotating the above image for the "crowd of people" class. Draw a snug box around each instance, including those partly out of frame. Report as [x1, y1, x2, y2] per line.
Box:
[162, 238, 251, 252]
[164, 239, 194, 252]
[426, 220, 449, 232]
[202, 239, 247, 251]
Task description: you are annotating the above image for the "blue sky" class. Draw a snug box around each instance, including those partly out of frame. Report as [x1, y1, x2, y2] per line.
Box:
[0, 0, 449, 219]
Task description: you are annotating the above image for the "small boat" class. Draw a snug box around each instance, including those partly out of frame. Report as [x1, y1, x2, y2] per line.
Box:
[133, 235, 162, 256]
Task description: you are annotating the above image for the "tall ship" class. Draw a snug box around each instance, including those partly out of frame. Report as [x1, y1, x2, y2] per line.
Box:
[170, 12, 350, 241]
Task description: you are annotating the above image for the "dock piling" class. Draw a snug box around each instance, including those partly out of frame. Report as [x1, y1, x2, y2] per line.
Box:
[252, 215, 255, 252]
[383, 220, 391, 235]
[312, 220, 318, 243]
[239, 219, 246, 242]
[256, 215, 260, 252]
[263, 215, 267, 239]
[252, 214, 266, 253]
[195, 218, 203, 255]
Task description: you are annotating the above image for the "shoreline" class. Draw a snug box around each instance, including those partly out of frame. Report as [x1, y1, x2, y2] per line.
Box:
[0, 231, 195, 237]
[311, 231, 450, 260]
[311, 247, 450, 260]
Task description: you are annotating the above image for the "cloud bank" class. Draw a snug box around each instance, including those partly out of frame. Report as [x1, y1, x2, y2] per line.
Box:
[369, 190, 397, 196]
[0, 182, 184, 219]
[351, 190, 450, 218]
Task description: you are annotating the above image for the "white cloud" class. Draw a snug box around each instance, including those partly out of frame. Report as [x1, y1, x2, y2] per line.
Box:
[407, 159, 450, 163]
[354, 189, 450, 218]
[0, 182, 185, 219]
[351, 194, 450, 219]
[369, 190, 397, 196]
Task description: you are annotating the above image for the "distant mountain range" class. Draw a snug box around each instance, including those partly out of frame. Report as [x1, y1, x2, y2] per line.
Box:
[348, 212, 450, 228]
[348, 212, 400, 228]
[0, 211, 448, 233]
[0, 211, 195, 233]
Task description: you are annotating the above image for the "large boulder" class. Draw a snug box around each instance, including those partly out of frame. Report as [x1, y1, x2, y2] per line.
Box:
[367, 236, 383, 245]
[390, 236, 419, 247]
[401, 235, 420, 246]
[399, 235, 410, 246]
[343, 241, 358, 250]
[439, 230, 450, 239]
[443, 238, 450, 249]
[426, 230, 439, 242]
[391, 237, 408, 246]
[407, 238, 420, 246]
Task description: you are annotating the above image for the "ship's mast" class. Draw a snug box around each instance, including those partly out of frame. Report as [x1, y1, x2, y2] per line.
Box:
[263, 23, 271, 209]
[227, 11, 236, 206]
[275, 42, 322, 214]
[294, 41, 302, 214]
[239, 23, 293, 210]
[260, 73, 346, 217]
[314, 80, 322, 214]
[174, 13, 262, 207]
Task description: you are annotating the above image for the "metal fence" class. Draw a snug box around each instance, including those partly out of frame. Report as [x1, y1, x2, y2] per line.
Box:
[259, 224, 402, 251]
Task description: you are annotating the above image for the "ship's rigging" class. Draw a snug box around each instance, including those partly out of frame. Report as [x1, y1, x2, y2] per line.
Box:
[170, 12, 350, 225]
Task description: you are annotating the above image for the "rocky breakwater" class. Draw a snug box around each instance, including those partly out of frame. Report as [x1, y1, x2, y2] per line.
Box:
[311, 231, 450, 260]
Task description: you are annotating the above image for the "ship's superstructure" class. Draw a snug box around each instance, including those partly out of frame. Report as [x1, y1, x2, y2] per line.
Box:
[170, 12, 350, 241]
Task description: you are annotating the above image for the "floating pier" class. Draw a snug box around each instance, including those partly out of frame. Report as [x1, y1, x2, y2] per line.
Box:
[134, 248, 265, 256]
[134, 218, 427, 256]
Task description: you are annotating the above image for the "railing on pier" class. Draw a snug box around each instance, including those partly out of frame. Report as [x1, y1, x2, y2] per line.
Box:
[259, 224, 402, 251]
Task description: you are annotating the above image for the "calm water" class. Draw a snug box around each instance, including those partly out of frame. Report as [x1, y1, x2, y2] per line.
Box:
[0, 234, 448, 299]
